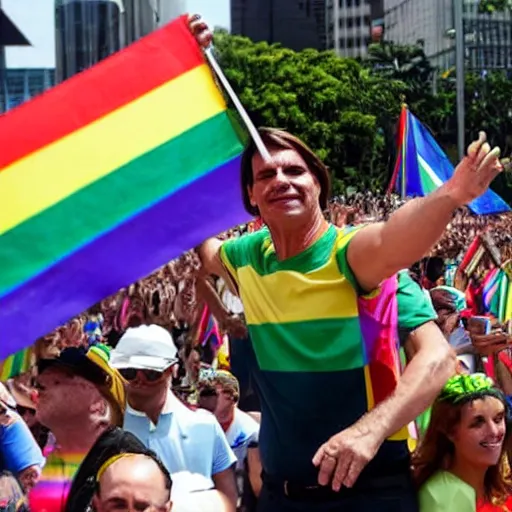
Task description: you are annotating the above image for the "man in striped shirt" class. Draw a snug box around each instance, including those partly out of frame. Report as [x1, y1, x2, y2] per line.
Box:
[195, 108, 502, 509]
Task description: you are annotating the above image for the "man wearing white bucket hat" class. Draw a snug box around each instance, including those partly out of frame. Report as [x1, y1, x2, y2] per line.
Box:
[111, 324, 238, 508]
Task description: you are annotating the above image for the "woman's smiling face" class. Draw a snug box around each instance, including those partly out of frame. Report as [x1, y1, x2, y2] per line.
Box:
[451, 396, 506, 468]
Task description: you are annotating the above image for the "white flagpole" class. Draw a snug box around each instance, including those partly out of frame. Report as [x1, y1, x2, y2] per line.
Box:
[204, 46, 271, 162]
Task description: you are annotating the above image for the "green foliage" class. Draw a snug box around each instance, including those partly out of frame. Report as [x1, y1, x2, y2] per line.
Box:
[366, 41, 435, 100]
[212, 31, 512, 203]
[214, 31, 404, 193]
[478, 0, 512, 13]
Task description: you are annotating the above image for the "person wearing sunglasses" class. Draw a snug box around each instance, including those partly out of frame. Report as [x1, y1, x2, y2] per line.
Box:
[110, 325, 238, 508]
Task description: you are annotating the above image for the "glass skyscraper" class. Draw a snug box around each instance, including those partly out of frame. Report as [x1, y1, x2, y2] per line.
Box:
[0, 68, 56, 112]
[231, 0, 328, 51]
[383, 0, 512, 72]
[54, 0, 188, 83]
[55, 0, 123, 82]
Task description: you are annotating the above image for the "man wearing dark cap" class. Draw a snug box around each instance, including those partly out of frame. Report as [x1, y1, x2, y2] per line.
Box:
[29, 344, 125, 511]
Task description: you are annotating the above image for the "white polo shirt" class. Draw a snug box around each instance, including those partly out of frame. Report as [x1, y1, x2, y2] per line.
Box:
[123, 391, 236, 497]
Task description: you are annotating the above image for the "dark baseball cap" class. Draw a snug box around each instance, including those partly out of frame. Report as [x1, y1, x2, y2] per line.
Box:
[38, 344, 125, 426]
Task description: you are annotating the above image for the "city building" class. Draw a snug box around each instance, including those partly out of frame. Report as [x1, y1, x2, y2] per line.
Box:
[231, 0, 328, 51]
[1, 0, 187, 111]
[0, 1, 55, 113]
[383, 0, 512, 71]
[0, 2, 29, 104]
[328, 0, 375, 58]
[55, 0, 125, 82]
[0, 4, 30, 46]
[158, 0, 186, 26]
[54, 0, 186, 83]
[1, 67, 56, 112]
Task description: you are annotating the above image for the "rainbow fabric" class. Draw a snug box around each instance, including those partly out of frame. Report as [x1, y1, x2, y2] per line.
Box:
[487, 268, 511, 323]
[482, 267, 500, 312]
[0, 347, 32, 380]
[29, 450, 85, 512]
[0, 16, 249, 360]
[388, 106, 509, 216]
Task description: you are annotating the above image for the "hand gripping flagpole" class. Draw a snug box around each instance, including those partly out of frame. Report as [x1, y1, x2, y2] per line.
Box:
[204, 46, 271, 163]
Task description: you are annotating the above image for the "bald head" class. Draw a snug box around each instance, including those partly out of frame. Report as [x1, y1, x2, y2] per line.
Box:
[94, 454, 172, 512]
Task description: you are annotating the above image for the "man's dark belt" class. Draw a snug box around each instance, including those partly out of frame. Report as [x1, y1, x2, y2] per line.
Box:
[262, 470, 413, 503]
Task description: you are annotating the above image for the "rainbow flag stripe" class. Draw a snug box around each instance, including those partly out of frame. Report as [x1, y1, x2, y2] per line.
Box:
[0, 16, 249, 359]
[0, 347, 33, 380]
[29, 450, 85, 511]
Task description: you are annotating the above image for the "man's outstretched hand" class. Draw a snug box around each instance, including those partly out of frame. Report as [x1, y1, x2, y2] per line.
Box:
[445, 131, 504, 207]
[188, 14, 213, 49]
[312, 423, 383, 491]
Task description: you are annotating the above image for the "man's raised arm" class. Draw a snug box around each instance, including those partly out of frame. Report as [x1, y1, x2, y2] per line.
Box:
[347, 132, 503, 291]
[197, 238, 225, 277]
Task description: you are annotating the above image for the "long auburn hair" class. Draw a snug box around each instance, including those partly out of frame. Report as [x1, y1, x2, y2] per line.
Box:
[413, 393, 512, 507]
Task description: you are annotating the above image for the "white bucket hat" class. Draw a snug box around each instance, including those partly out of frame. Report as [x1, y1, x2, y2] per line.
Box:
[110, 324, 179, 372]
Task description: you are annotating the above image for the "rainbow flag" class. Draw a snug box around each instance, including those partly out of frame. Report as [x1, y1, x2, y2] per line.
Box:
[388, 106, 510, 215]
[482, 267, 500, 312]
[0, 16, 249, 360]
[196, 304, 223, 351]
[0, 347, 33, 380]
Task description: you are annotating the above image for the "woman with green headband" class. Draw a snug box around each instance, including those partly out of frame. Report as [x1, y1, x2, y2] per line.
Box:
[413, 373, 512, 511]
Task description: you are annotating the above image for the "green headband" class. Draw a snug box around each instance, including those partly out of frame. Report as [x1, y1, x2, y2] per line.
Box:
[438, 373, 497, 404]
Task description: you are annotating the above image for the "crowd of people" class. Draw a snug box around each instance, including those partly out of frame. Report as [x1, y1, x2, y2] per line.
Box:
[2, 13, 512, 512]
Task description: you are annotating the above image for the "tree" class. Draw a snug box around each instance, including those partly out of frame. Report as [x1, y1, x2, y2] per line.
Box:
[478, 0, 512, 13]
[366, 41, 435, 99]
[212, 31, 511, 204]
[463, 71, 512, 202]
[213, 30, 406, 193]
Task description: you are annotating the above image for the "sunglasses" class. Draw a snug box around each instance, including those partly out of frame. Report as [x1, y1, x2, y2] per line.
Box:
[119, 368, 163, 382]
[17, 406, 36, 417]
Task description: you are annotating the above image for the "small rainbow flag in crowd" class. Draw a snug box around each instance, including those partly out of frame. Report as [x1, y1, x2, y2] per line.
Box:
[482, 267, 500, 312]
[388, 105, 510, 216]
[196, 304, 223, 352]
[0, 16, 250, 359]
[0, 348, 33, 380]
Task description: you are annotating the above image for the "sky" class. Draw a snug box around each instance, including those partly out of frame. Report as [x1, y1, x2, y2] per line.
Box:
[187, 0, 230, 30]
[3, 0, 230, 69]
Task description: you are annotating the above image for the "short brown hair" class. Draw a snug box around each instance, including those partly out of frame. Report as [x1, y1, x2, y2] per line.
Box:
[213, 370, 240, 403]
[240, 127, 331, 216]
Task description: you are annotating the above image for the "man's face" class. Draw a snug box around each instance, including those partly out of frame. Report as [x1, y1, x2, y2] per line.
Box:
[94, 455, 171, 512]
[36, 367, 99, 428]
[214, 385, 234, 419]
[37, 337, 61, 359]
[121, 368, 170, 401]
[248, 146, 322, 224]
